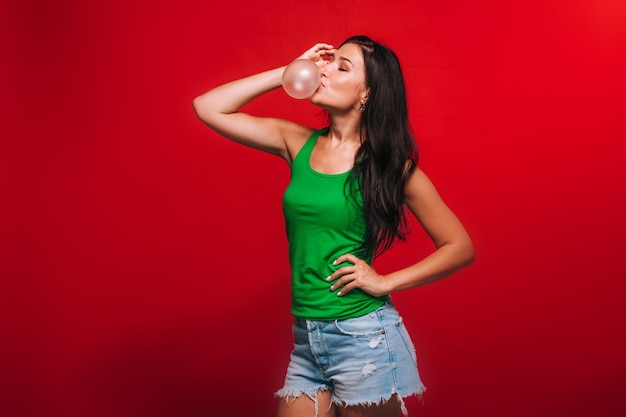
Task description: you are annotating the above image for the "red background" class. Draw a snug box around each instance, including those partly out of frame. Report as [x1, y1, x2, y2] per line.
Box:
[3, 1, 626, 416]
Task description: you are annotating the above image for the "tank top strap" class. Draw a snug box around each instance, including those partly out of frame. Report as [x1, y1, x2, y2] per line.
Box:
[292, 127, 329, 168]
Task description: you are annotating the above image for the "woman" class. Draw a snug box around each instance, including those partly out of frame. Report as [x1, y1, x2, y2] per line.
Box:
[193, 36, 474, 417]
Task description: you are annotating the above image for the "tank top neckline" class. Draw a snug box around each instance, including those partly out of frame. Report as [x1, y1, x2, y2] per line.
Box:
[306, 127, 352, 178]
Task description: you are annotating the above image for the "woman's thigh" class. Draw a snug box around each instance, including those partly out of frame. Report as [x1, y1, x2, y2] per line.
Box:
[277, 391, 338, 417]
[276, 391, 402, 417]
[338, 394, 401, 417]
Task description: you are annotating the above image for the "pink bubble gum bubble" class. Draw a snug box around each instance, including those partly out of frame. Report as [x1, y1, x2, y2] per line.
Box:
[282, 59, 321, 99]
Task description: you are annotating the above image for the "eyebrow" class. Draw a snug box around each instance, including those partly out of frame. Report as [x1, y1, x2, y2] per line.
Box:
[339, 56, 354, 66]
[331, 53, 354, 67]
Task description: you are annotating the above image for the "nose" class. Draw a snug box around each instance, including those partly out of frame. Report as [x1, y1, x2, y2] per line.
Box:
[319, 61, 330, 77]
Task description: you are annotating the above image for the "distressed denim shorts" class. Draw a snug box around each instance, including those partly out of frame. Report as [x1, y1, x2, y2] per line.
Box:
[276, 300, 426, 415]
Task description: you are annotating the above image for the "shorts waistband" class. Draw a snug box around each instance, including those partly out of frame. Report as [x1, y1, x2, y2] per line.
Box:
[293, 299, 395, 326]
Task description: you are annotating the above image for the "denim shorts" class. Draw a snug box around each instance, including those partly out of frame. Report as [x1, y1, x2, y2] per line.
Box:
[275, 300, 426, 416]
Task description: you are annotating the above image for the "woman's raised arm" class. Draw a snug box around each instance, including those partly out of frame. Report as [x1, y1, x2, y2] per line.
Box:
[192, 43, 335, 163]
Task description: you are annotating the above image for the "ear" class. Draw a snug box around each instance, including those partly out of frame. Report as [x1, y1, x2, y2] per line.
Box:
[361, 88, 370, 105]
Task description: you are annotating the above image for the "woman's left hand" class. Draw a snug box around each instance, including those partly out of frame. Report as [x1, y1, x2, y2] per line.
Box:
[327, 254, 390, 297]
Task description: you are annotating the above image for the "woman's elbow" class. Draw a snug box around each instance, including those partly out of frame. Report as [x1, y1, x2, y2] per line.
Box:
[459, 238, 475, 268]
[192, 95, 207, 119]
[192, 94, 218, 127]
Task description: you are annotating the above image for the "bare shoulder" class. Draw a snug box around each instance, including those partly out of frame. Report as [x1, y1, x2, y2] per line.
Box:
[404, 167, 441, 200]
[404, 166, 450, 224]
[280, 122, 317, 166]
[241, 116, 316, 165]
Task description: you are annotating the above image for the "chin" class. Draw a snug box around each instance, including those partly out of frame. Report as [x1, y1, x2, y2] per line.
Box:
[308, 94, 326, 108]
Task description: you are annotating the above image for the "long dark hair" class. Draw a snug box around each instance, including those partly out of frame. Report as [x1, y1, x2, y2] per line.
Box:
[344, 36, 418, 258]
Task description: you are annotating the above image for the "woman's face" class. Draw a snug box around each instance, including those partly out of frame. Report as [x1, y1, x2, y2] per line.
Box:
[309, 43, 369, 113]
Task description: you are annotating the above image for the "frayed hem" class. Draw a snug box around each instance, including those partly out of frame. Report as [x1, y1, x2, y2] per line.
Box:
[275, 387, 332, 417]
[333, 386, 427, 416]
[275, 386, 331, 400]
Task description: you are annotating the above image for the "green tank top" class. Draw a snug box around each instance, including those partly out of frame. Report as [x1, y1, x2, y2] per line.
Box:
[283, 127, 388, 320]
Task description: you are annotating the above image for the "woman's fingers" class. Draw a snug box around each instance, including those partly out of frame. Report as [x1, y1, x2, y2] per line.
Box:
[334, 253, 361, 266]
[326, 254, 388, 297]
[297, 43, 335, 62]
[331, 275, 357, 296]
[327, 267, 355, 290]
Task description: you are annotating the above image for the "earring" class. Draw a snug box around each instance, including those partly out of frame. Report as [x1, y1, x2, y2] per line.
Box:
[360, 103, 367, 112]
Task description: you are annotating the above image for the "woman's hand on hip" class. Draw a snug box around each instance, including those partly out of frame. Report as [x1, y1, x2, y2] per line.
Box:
[327, 254, 390, 297]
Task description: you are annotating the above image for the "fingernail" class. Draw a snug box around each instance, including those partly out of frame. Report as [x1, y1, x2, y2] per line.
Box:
[337, 291, 342, 297]
[329, 285, 334, 291]
[333, 260, 337, 265]
[326, 276, 331, 281]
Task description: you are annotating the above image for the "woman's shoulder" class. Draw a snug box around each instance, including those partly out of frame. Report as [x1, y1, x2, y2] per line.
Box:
[404, 166, 444, 204]
[284, 124, 327, 165]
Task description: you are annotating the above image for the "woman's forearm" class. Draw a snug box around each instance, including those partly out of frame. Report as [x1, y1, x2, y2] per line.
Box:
[385, 239, 475, 293]
[193, 66, 285, 122]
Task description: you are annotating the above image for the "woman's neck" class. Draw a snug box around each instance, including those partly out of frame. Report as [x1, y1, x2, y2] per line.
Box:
[327, 114, 362, 147]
